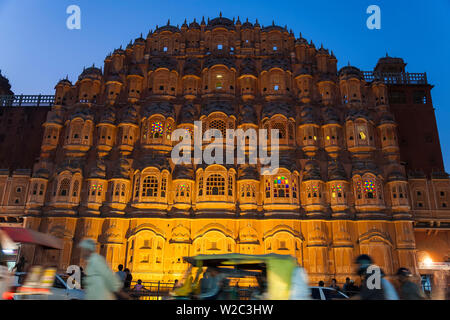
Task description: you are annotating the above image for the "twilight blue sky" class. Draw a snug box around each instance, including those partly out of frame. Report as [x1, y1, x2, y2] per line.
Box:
[0, 0, 449, 168]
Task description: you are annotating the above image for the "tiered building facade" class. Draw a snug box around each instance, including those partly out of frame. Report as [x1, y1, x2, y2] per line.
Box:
[1, 15, 449, 284]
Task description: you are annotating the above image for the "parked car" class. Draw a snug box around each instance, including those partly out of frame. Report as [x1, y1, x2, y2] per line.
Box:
[9, 272, 84, 300]
[310, 286, 349, 300]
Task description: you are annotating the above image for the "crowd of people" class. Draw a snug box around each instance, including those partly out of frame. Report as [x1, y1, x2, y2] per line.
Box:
[316, 254, 427, 300]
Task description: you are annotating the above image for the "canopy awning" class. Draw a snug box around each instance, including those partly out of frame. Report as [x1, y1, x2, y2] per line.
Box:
[0, 227, 63, 250]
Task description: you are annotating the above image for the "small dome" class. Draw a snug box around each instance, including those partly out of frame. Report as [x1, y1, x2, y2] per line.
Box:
[148, 57, 178, 72]
[128, 64, 144, 77]
[240, 104, 258, 125]
[78, 66, 102, 81]
[99, 107, 116, 124]
[262, 101, 294, 119]
[178, 102, 197, 124]
[239, 57, 257, 77]
[105, 72, 123, 84]
[136, 153, 171, 171]
[172, 164, 195, 180]
[299, 106, 318, 124]
[387, 171, 406, 182]
[345, 107, 372, 121]
[204, 55, 236, 70]
[189, 19, 200, 29]
[154, 20, 180, 33]
[121, 105, 139, 124]
[33, 167, 50, 179]
[261, 21, 286, 33]
[46, 111, 63, 125]
[69, 105, 94, 121]
[328, 161, 347, 180]
[379, 112, 395, 125]
[294, 66, 312, 77]
[302, 160, 322, 181]
[262, 57, 291, 72]
[56, 78, 72, 87]
[89, 160, 107, 179]
[112, 158, 131, 179]
[201, 100, 235, 116]
[143, 101, 175, 118]
[183, 58, 201, 76]
[351, 160, 379, 176]
[322, 107, 340, 124]
[237, 164, 259, 181]
[338, 65, 363, 80]
[207, 14, 235, 31]
[241, 18, 253, 29]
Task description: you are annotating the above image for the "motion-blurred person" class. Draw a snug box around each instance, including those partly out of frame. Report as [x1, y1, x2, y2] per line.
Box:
[318, 280, 325, 287]
[0, 244, 13, 300]
[330, 278, 340, 291]
[134, 279, 147, 292]
[12, 256, 26, 272]
[289, 266, 311, 300]
[198, 267, 225, 300]
[116, 264, 126, 286]
[78, 238, 122, 300]
[343, 277, 359, 296]
[396, 268, 426, 300]
[124, 268, 132, 290]
[354, 254, 398, 300]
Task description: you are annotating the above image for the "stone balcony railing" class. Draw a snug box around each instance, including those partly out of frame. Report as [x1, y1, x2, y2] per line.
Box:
[0, 95, 55, 107]
[362, 71, 428, 85]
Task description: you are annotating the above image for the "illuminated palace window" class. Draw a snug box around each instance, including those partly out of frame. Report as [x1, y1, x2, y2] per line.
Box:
[274, 176, 290, 198]
[272, 122, 286, 139]
[59, 179, 70, 196]
[161, 178, 167, 197]
[265, 180, 271, 198]
[151, 122, 164, 138]
[241, 185, 255, 198]
[331, 185, 344, 198]
[142, 176, 158, 197]
[363, 180, 376, 199]
[176, 184, 190, 197]
[307, 185, 320, 198]
[209, 119, 226, 137]
[206, 174, 225, 196]
[90, 184, 103, 196]
[228, 176, 233, 196]
[166, 123, 173, 140]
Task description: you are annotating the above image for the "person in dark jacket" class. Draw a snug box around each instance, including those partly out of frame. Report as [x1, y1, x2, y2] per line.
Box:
[396, 268, 426, 300]
[124, 268, 132, 290]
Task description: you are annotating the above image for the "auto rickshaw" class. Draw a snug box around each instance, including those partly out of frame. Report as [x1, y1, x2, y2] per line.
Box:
[171, 253, 302, 300]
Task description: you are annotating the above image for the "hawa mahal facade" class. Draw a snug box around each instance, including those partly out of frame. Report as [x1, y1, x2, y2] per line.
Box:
[0, 15, 449, 284]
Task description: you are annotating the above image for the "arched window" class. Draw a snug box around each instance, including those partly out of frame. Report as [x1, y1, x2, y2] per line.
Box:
[161, 177, 167, 197]
[206, 174, 225, 196]
[39, 184, 44, 196]
[166, 123, 173, 140]
[265, 180, 271, 198]
[58, 178, 70, 196]
[150, 121, 164, 138]
[209, 119, 226, 137]
[198, 176, 203, 196]
[272, 122, 286, 139]
[363, 179, 376, 199]
[134, 177, 140, 197]
[273, 176, 290, 198]
[142, 176, 158, 197]
[72, 180, 79, 197]
[114, 184, 120, 196]
[121, 184, 126, 197]
[32, 183, 38, 195]
[228, 175, 233, 196]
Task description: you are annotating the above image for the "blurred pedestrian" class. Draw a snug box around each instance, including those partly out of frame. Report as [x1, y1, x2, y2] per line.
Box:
[354, 254, 398, 300]
[396, 267, 426, 300]
[330, 278, 340, 291]
[134, 279, 146, 291]
[78, 238, 122, 300]
[318, 280, 325, 287]
[124, 268, 132, 290]
[173, 279, 179, 290]
[116, 264, 126, 286]
[12, 256, 26, 272]
[289, 266, 311, 300]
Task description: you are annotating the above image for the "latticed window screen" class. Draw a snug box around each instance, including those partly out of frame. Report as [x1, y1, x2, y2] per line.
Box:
[134, 177, 140, 197]
[206, 174, 225, 196]
[114, 184, 120, 196]
[71, 180, 78, 196]
[161, 178, 167, 197]
[32, 183, 38, 195]
[273, 176, 290, 198]
[228, 176, 233, 196]
[272, 122, 286, 139]
[209, 119, 226, 137]
[142, 176, 159, 197]
[59, 178, 70, 196]
[121, 184, 126, 196]
[150, 121, 164, 138]
[39, 184, 44, 196]
[198, 176, 203, 196]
